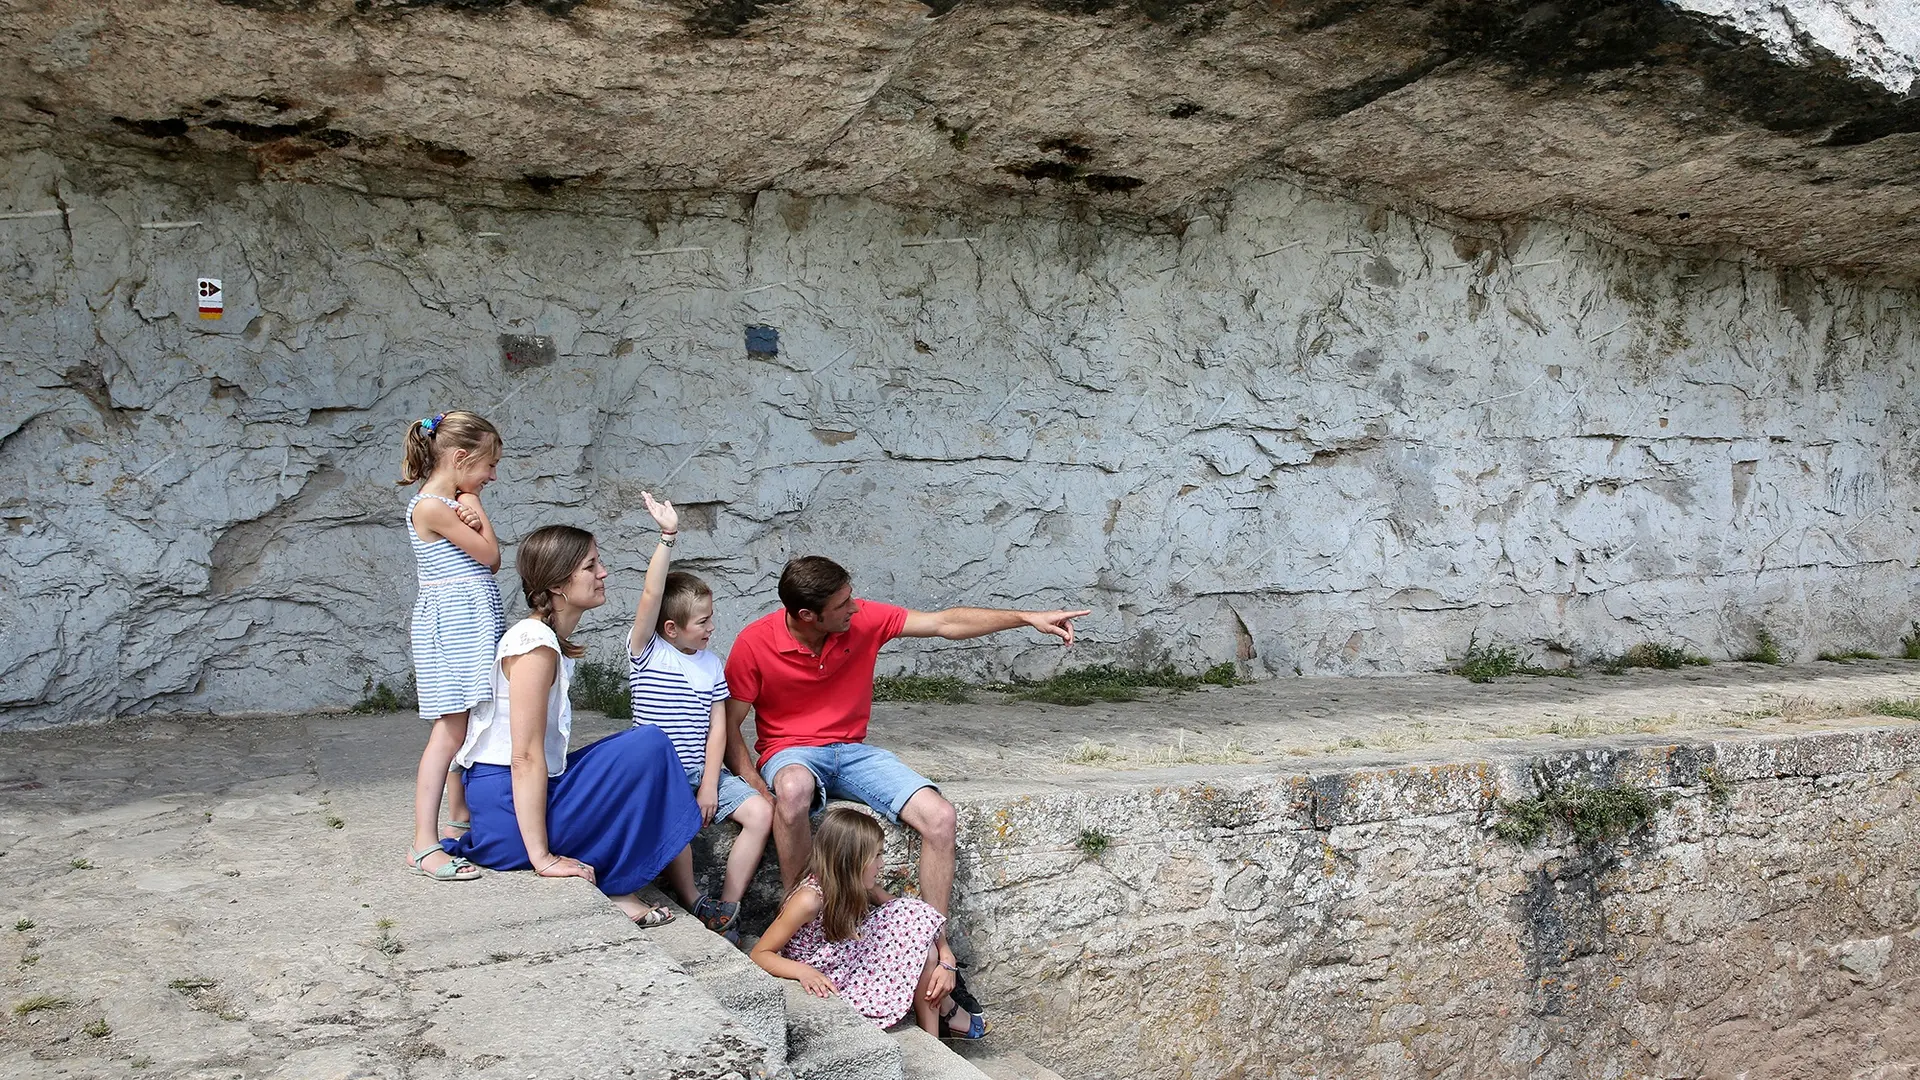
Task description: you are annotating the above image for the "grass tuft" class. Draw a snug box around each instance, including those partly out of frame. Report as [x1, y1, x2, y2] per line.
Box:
[1868, 698, 1920, 721]
[168, 978, 217, 993]
[1490, 779, 1673, 847]
[1816, 649, 1882, 663]
[12, 919, 32, 932]
[1006, 664, 1206, 705]
[1739, 628, 1784, 665]
[872, 675, 974, 704]
[1200, 661, 1243, 686]
[12, 994, 69, 1015]
[69, 858, 92, 870]
[1903, 622, 1920, 661]
[1603, 642, 1711, 673]
[351, 675, 417, 714]
[570, 658, 630, 719]
[1699, 765, 1733, 808]
[1075, 829, 1111, 859]
[1452, 635, 1579, 682]
[82, 1019, 110, 1039]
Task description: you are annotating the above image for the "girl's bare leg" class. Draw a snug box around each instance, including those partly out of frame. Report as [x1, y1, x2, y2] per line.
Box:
[913, 945, 942, 1035]
[411, 712, 468, 872]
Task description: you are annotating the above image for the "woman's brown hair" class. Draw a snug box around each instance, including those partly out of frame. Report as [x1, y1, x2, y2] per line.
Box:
[515, 524, 594, 659]
[397, 410, 500, 485]
[805, 806, 885, 942]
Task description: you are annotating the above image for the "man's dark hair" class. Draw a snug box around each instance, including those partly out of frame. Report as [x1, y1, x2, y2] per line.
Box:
[779, 555, 851, 615]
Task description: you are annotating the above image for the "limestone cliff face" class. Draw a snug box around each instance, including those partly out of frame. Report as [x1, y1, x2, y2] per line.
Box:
[3, 0, 1919, 275]
[3, 147, 1917, 727]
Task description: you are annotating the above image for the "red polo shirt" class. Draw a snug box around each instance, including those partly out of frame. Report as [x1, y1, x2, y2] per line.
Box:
[726, 600, 910, 766]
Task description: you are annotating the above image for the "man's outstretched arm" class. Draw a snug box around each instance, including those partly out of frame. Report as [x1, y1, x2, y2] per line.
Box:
[900, 607, 1091, 646]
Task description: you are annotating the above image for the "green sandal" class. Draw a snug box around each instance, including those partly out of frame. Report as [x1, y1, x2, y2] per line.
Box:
[407, 846, 481, 881]
[440, 820, 471, 840]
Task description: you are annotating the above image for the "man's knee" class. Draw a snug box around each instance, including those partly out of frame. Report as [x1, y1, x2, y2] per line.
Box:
[770, 766, 816, 820]
[902, 788, 955, 848]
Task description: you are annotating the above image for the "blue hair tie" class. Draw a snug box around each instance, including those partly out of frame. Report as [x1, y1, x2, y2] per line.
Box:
[420, 413, 444, 435]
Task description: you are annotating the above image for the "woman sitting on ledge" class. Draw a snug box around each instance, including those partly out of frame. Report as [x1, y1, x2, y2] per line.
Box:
[444, 520, 700, 927]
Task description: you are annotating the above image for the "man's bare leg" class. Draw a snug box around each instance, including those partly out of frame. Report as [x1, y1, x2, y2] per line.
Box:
[770, 765, 819, 893]
[899, 786, 957, 915]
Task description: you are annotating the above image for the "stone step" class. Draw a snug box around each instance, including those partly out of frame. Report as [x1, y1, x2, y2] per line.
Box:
[782, 982, 908, 1080]
[638, 887, 789, 1075]
[890, 1024, 997, 1080]
[950, 1044, 1070, 1080]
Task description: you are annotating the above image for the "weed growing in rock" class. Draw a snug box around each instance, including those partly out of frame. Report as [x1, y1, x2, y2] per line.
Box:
[1868, 698, 1920, 721]
[1491, 779, 1673, 847]
[19, 953, 39, 967]
[570, 659, 630, 719]
[1740, 628, 1784, 664]
[82, 1019, 110, 1038]
[1451, 635, 1578, 682]
[131, 1057, 153, 1070]
[487, 951, 525, 963]
[1903, 623, 1920, 660]
[324, 814, 346, 830]
[1601, 642, 1710, 673]
[1816, 649, 1882, 662]
[1007, 664, 1208, 705]
[167, 978, 216, 993]
[351, 675, 417, 714]
[1076, 829, 1111, 859]
[1699, 765, 1733, 808]
[12, 918, 32, 932]
[373, 919, 405, 957]
[12, 994, 69, 1015]
[1065, 740, 1117, 765]
[872, 675, 973, 704]
[68, 858, 92, 870]
[1200, 662, 1243, 686]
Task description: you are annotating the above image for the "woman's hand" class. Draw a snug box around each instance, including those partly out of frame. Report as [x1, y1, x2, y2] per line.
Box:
[641, 491, 678, 536]
[797, 965, 838, 998]
[534, 853, 597, 885]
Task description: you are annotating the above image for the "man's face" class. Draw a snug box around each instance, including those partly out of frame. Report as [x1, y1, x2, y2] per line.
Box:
[810, 584, 858, 634]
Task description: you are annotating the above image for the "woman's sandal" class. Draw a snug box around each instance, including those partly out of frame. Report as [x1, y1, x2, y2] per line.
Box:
[630, 904, 675, 929]
[407, 846, 482, 882]
[938, 1002, 988, 1041]
[439, 820, 471, 841]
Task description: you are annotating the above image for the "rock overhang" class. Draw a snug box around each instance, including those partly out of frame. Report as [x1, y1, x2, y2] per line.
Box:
[4, 0, 1918, 278]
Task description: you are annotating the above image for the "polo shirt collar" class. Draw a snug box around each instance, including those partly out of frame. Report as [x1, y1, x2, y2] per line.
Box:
[777, 613, 840, 655]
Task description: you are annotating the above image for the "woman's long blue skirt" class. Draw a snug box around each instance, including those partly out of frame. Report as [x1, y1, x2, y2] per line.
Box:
[444, 725, 701, 897]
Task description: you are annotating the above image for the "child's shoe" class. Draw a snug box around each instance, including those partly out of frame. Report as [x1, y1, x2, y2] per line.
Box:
[694, 895, 741, 937]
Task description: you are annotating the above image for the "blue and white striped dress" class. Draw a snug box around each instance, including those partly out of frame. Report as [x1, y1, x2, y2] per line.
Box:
[408, 493, 506, 719]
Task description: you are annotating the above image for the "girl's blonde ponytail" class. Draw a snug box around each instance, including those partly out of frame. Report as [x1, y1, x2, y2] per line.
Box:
[397, 411, 501, 486]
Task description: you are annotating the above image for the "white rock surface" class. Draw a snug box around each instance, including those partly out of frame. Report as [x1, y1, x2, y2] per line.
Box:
[1675, 0, 1920, 93]
[3, 149, 1919, 728]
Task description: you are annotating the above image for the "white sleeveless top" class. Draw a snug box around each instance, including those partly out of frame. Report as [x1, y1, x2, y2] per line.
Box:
[454, 619, 575, 777]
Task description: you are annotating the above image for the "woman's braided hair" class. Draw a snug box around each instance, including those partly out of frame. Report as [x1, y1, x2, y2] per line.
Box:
[516, 525, 593, 659]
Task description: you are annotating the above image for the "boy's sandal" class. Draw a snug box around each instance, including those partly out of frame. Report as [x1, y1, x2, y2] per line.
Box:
[407, 846, 482, 882]
[630, 905, 675, 929]
[938, 1003, 988, 1041]
[696, 898, 741, 935]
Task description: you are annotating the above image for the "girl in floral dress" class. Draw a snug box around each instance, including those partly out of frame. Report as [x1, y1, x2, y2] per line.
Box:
[751, 807, 988, 1038]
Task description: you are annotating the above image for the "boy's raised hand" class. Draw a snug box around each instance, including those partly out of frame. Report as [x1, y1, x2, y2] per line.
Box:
[642, 490, 678, 535]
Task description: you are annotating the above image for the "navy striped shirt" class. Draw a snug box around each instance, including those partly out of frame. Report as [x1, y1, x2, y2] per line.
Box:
[629, 636, 729, 775]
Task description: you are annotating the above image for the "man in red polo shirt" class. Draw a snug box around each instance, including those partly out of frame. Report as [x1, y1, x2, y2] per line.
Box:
[723, 556, 1087, 954]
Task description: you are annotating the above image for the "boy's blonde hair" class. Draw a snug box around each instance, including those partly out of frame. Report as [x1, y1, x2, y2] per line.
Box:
[397, 410, 499, 486]
[805, 807, 885, 942]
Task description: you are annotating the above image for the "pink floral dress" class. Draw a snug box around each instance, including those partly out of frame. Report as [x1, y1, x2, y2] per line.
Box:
[781, 877, 947, 1027]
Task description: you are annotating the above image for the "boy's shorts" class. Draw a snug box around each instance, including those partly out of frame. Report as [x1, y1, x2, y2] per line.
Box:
[759, 742, 936, 824]
[686, 766, 758, 822]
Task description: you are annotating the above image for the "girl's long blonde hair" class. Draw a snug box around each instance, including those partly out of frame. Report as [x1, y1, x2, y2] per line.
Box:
[397, 410, 499, 485]
[806, 807, 885, 942]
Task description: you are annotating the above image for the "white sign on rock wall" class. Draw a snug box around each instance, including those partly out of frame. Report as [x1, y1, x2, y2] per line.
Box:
[197, 277, 222, 320]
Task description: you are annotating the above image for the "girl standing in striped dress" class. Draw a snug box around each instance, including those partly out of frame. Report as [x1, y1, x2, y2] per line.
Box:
[399, 410, 506, 881]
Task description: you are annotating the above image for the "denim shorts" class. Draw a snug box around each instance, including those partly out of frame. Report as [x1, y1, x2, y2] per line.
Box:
[759, 743, 936, 824]
[686, 766, 759, 823]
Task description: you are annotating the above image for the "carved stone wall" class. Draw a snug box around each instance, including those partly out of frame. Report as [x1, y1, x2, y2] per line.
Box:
[3, 149, 1918, 727]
